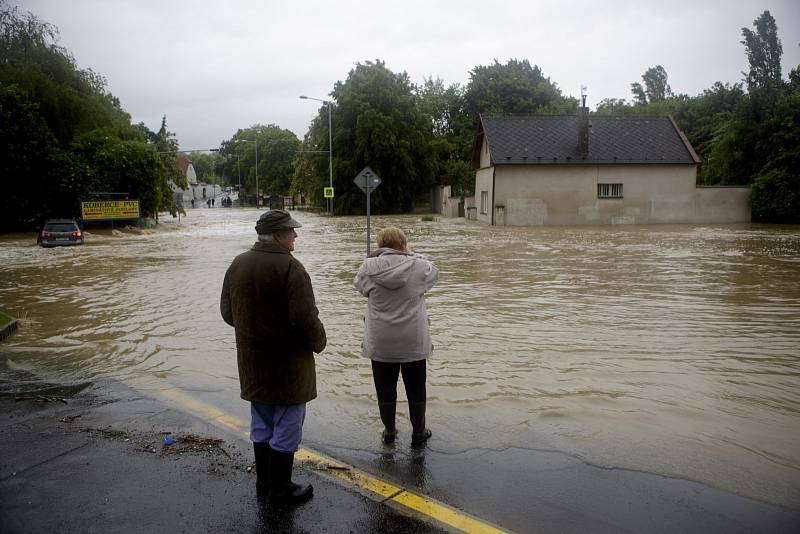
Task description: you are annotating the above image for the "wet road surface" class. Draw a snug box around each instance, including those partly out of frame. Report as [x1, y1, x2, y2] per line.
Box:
[2, 208, 800, 530]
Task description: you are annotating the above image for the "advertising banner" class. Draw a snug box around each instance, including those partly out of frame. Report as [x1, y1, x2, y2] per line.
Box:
[81, 200, 140, 221]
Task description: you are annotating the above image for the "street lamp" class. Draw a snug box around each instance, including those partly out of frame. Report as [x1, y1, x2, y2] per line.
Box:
[237, 154, 241, 189]
[236, 139, 258, 207]
[299, 95, 334, 215]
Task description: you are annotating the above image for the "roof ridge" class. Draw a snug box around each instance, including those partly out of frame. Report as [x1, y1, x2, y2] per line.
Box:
[481, 114, 672, 120]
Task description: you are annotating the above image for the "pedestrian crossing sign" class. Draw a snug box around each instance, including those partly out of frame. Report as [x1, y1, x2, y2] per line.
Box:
[324, 187, 334, 198]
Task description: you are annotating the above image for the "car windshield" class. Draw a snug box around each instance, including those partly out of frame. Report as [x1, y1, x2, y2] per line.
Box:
[45, 223, 77, 232]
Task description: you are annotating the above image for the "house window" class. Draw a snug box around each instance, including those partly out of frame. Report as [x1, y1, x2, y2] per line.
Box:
[480, 191, 489, 214]
[598, 183, 623, 198]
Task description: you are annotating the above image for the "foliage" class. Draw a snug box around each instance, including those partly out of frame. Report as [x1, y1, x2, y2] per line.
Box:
[0, 2, 172, 228]
[304, 60, 436, 215]
[463, 59, 576, 124]
[595, 98, 631, 113]
[630, 65, 672, 105]
[72, 130, 162, 216]
[696, 10, 798, 221]
[153, 116, 186, 218]
[416, 77, 474, 195]
[741, 10, 783, 91]
[751, 169, 799, 223]
[188, 151, 219, 183]
[219, 124, 300, 200]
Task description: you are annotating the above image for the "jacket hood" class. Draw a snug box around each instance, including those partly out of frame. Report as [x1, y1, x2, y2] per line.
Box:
[360, 248, 416, 290]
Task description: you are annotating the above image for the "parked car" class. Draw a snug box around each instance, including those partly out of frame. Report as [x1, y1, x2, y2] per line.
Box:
[37, 219, 84, 248]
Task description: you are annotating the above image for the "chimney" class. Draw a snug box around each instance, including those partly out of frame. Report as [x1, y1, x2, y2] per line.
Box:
[578, 92, 590, 159]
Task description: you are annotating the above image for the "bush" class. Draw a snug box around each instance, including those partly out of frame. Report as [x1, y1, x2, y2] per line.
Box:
[751, 169, 800, 223]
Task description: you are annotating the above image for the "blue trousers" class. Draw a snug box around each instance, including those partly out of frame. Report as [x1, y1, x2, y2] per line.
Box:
[250, 402, 306, 453]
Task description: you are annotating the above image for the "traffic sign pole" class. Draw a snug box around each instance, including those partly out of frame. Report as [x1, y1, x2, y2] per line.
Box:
[366, 182, 371, 256]
[354, 166, 382, 257]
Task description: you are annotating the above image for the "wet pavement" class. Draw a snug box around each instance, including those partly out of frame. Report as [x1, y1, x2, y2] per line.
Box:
[2, 369, 798, 533]
[0, 374, 446, 534]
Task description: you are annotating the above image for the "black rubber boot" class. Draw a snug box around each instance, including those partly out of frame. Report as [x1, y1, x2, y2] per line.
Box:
[378, 401, 397, 444]
[269, 449, 313, 505]
[253, 442, 271, 501]
[409, 401, 432, 447]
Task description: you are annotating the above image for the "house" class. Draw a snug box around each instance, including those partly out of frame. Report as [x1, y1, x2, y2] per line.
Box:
[471, 111, 750, 225]
[173, 156, 225, 207]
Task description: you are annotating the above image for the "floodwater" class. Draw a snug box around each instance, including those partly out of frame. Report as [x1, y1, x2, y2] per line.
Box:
[1, 209, 799, 509]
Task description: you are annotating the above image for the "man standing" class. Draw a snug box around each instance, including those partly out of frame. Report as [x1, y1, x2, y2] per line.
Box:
[220, 210, 326, 504]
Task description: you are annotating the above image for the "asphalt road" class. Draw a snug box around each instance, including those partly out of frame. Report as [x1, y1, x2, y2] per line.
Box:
[0, 374, 446, 534]
[1, 368, 798, 533]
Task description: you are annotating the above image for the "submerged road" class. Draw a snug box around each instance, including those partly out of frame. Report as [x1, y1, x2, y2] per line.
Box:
[2, 208, 800, 531]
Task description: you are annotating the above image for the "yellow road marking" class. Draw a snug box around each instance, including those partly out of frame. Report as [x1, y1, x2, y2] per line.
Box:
[154, 387, 509, 533]
[392, 491, 508, 534]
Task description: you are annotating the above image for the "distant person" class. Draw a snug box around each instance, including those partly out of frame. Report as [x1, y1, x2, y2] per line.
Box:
[191, 199, 195, 208]
[212, 197, 215, 207]
[220, 210, 326, 504]
[354, 227, 438, 447]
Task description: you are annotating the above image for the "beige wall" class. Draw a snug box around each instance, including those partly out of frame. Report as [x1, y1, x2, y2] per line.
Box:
[475, 164, 750, 225]
[475, 167, 494, 224]
[433, 185, 463, 218]
[694, 186, 751, 223]
[479, 137, 491, 168]
[495, 164, 698, 225]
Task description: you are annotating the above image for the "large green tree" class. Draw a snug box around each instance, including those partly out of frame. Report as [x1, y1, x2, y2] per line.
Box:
[463, 59, 575, 123]
[741, 10, 783, 91]
[220, 124, 300, 201]
[0, 2, 171, 227]
[300, 60, 436, 215]
[630, 65, 673, 105]
[416, 77, 473, 195]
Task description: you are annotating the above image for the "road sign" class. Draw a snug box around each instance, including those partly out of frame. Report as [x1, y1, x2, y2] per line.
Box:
[323, 186, 334, 198]
[354, 166, 381, 194]
[354, 166, 382, 256]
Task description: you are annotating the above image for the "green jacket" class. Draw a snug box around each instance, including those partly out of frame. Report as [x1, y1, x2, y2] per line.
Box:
[220, 242, 326, 404]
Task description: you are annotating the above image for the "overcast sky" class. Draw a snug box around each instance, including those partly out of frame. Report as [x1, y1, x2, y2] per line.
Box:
[14, 0, 800, 151]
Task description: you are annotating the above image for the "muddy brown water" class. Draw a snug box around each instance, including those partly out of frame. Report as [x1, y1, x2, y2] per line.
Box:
[1, 209, 799, 508]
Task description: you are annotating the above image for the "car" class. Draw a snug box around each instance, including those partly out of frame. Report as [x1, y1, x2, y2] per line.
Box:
[37, 219, 84, 248]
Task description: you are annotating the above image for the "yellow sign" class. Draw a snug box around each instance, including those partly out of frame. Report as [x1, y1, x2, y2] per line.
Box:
[324, 187, 334, 199]
[81, 200, 140, 221]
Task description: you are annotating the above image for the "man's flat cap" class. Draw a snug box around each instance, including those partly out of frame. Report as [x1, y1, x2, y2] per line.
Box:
[255, 210, 302, 234]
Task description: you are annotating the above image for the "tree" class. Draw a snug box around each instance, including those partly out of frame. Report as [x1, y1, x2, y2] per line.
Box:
[72, 130, 162, 217]
[189, 152, 218, 183]
[416, 77, 474, 195]
[0, 2, 163, 228]
[220, 124, 300, 200]
[751, 169, 799, 222]
[630, 65, 672, 105]
[315, 60, 436, 214]
[416, 77, 465, 137]
[595, 98, 631, 114]
[741, 10, 783, 91]
[153, 115, 186, 218]
[463, 59, 576, 126]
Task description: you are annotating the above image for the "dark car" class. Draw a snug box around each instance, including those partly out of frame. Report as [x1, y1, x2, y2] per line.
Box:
[37, 219, 84, 248]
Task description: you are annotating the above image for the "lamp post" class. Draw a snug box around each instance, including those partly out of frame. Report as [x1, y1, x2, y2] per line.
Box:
[236, 139, 258, 207]
[299, 95, 333, 216]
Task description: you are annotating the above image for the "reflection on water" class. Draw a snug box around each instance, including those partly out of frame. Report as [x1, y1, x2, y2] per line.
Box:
[1, 209, 799, 507]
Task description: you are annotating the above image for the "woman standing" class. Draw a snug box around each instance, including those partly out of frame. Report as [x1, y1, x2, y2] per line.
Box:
[354, 227, 438, 446]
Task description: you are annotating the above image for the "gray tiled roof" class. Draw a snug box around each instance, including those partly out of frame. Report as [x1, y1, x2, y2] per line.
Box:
[475, 114, 700, 166]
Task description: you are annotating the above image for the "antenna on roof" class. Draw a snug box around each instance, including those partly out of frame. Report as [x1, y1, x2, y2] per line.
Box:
[580, 84, 588, 108]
